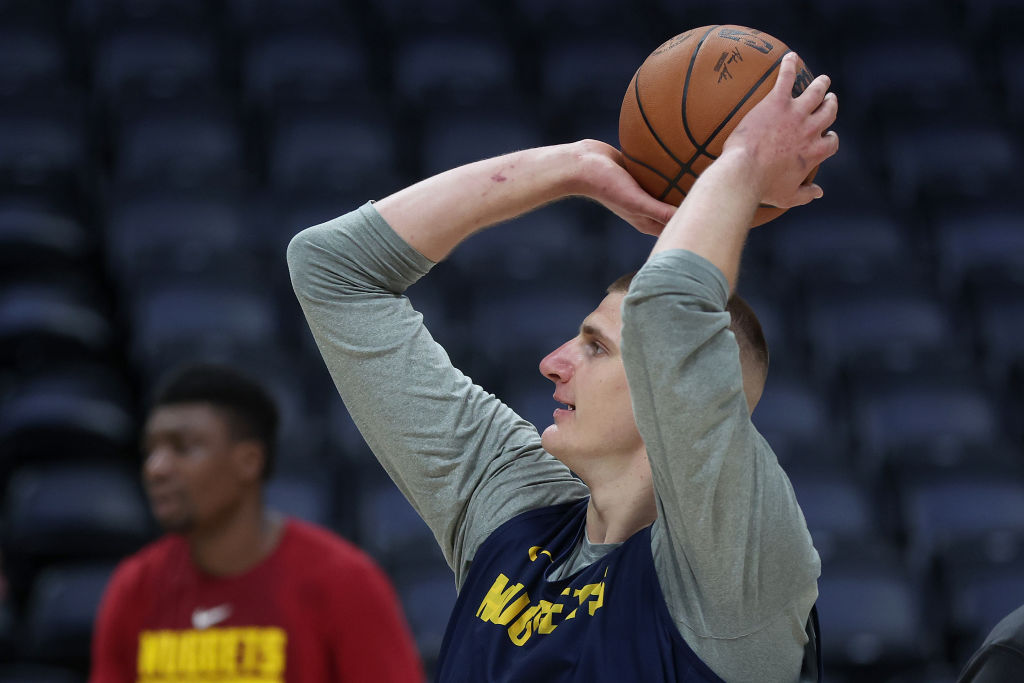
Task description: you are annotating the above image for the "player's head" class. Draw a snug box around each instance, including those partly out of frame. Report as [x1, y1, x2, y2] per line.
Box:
[538, 285, 642, 476]
[538, 272, 769, 473]
[141, 363, 279, 533]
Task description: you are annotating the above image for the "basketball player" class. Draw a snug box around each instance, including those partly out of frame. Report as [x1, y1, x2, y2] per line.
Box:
[90, 363, 423, 682]
[289, 52, 837, 681]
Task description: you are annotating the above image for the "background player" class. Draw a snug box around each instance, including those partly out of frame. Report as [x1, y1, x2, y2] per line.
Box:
[89, 363, 423, 682]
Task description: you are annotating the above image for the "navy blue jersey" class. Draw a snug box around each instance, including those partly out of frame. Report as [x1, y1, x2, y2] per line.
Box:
[435, 499, 726, 682]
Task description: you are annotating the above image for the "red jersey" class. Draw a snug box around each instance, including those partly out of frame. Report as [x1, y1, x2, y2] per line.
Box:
[90, 518, 423, 683]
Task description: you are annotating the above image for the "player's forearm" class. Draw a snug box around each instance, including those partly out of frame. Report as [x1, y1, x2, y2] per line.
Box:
[375, 143, 585, 262]
[648, 148, 760, 292]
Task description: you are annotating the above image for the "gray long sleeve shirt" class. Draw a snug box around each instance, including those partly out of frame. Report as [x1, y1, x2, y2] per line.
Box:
[287, 202, 820, 682]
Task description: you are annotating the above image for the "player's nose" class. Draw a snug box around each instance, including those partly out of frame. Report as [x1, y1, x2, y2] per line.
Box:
[539, 339, 575, 383]
[143, 446, 174, 482]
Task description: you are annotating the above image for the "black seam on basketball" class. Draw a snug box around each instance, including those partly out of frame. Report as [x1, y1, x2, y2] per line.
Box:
[701, 52, 788, 157]
[680, 26, 719, 151]
[630, 28, 719, 202]
[662, 25, 721, 198]
[631, 70, 688, 177]
[621, 149, 676, 184]
[664, 50, 789, 197]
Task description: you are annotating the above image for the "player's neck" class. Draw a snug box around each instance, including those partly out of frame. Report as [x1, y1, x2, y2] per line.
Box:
[187, 499, 284, 576]
[582, 452, 657, 545]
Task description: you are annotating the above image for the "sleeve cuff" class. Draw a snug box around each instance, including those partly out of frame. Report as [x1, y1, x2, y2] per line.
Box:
[358, 201, 437, 291]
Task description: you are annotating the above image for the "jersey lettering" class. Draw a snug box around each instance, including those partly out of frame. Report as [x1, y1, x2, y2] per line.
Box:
[136, 627, 286, 682]
[475, 564, 609, 646]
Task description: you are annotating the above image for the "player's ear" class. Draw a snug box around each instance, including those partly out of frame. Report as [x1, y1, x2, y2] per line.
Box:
[233, 440, 265, 483]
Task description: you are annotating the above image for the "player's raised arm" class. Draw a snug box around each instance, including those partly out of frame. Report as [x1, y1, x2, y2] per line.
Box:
[619, 52, 837, 680]
[374, 140, 676, 261]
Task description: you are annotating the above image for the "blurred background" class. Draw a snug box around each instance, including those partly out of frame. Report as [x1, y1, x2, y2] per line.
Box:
[1, 0, 1023, 680]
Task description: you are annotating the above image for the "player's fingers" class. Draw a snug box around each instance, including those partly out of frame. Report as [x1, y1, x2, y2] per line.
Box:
[789, 183, 824, 207]
[628, 215, 665, 236]
[813, 130, 840, 161]
[810, 92, 838, 129]
[624, 190, 676, 224]
[774, 52, 799, 98]
[797, 73, 831, 113]
[621, 194, 675, 233]
[649, 200, 677, 225]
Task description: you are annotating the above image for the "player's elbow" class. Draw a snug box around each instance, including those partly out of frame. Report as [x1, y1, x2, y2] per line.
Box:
[286, 227, 326, 296]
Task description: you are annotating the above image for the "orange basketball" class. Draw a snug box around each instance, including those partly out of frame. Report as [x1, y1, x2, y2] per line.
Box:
[619, 25, 817, 226]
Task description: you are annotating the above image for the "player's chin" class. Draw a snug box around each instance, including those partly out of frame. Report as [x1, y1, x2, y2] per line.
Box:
[540, 424, 562, 454]
[153, 506, 195, 534]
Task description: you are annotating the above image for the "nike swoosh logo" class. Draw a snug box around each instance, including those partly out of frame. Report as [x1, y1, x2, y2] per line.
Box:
[191, 604, 232, 630]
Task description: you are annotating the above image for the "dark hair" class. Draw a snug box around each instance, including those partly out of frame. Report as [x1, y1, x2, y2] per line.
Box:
[151, 363, 279, 480]
[606, 271, 769, 378]
[725, 293, 770, 379]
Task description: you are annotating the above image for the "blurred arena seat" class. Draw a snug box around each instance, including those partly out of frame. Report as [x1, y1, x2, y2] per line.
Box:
[445, 202, 594, 284]
[939, 532, 1024, 664]
[0, 283, 114, 371]
[368, 0, 506, 38]
[805, 287, 958, 386]
[127, 282, 283, 375]
[769, 208, 908, 293]
[104, 190, 257, 290]
[0, 25, 66, 97]
[91, 26, 221, 110]
[392, 32, 519, 111]
[752, 373, 844, 469]
[0, 367, 136, 486]
[393, 566, 457, 674]
[242, 29, 372, 116]
[225, 0, 360, 36]
[71, 0, 212, 32]
[0, 98, 87, 202]
[850, 373, 1003, 475]
[0, 203, 92, 280]
[2, 464, 149, 615]
[787, 465, 879, 564]
[900, 469, 1024, 576]
[111, 102, 246, 191]
[934, 204, 1024, 299]
[265, 474, 334, 528]
[23, 563, 118, 671]
[357, 481, 447, 574]
[816, 555, 933, 677]
[418, 105, 546, 178]
[267, 106, 401, 195]
[841, 37, 978, 123]
[883, 122, 1018, 208]
[538, 34, 650, 118]
[0, 662, 85, 683]
[976, 290, 1024, 388]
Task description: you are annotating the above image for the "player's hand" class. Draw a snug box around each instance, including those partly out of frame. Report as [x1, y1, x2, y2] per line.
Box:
[723, 52, 839, 210]
[569, 139, 676, 235]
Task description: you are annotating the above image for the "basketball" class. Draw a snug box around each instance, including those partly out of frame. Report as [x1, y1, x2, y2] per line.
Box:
[619, 25, 817, 226]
